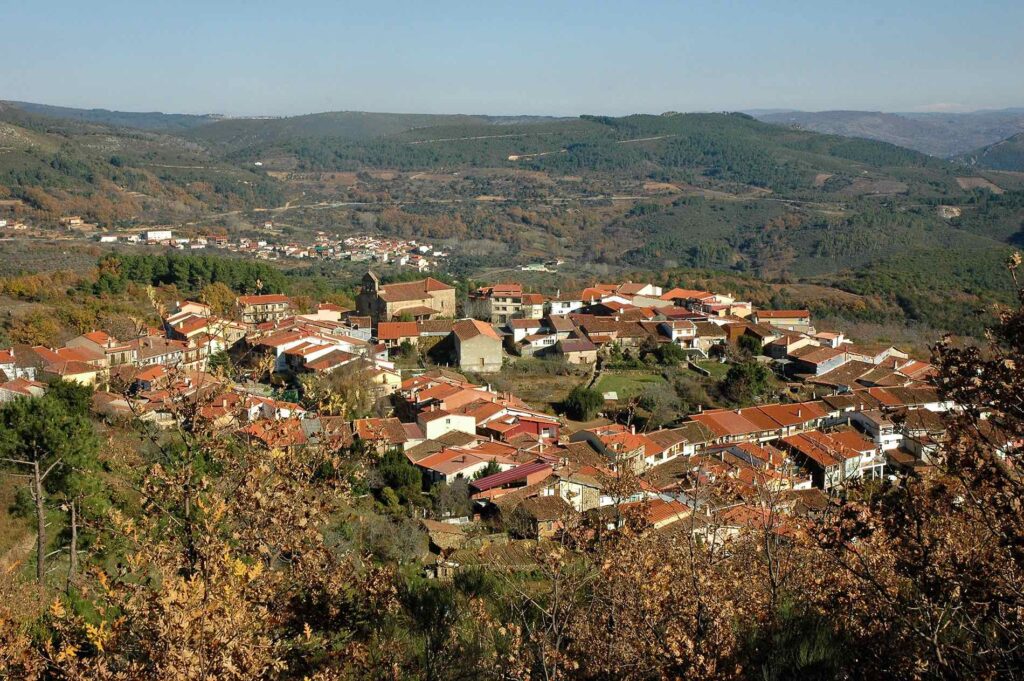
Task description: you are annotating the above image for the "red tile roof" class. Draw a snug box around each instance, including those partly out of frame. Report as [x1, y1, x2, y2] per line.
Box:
[237, 294, 291, 306]
[757, 309, 811, 319]
[453, 319, 502, 342]
[377, 321, 420, 340]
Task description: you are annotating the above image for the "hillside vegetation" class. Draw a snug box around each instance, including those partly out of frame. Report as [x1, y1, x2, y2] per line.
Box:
[0, 103, 286, 223]
[5, 100, 223, 132]
[2, 102, 1022, 336]
[960, 132, 1024, 171]
[187, 110, 563, 151]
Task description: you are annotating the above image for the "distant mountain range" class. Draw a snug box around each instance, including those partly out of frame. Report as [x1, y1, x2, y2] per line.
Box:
[750, 108, 1024, 159]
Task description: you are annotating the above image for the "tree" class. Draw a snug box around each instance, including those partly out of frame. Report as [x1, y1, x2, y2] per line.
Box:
[7, 311, 61, 346]
[0, 389, 99, 584]
[637, 382, 681, 429]
[738, 334, 763, 357]
[655, 342, 687, 365]
[814, 252, 1024, 678]
[432, 479, 472, 519]
[198, 281, 236, 317]
[299, 362, 377, 418]
[472, 460, 501, 480]
[563, 384, 604, 421]
[721, 360, 771, 404]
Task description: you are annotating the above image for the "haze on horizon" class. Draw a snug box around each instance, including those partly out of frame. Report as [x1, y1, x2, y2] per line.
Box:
[3, 0, 1022, 118]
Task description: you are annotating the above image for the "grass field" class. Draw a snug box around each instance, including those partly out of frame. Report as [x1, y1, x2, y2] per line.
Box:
[0, 476, 31, 566]
[693, 359, 730, 380]
[596, 371, 667, 399]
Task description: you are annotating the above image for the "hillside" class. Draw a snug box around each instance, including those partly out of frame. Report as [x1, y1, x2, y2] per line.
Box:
[754, 108, 1024, 157]
[186, 110, 563, 152]
[960, 132, 1024, 171]
[228, 111, 949, 189]
[1, 103, 1020, 336]
[0, 103, 287, 223]
[5, 100, 222, 132]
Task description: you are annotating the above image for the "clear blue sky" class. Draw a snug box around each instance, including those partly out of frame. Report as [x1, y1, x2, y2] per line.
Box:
[3, 0, 1021, 116]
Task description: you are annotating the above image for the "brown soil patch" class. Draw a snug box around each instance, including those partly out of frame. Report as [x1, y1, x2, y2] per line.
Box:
[955, 176, 1004, 194]
[642, 181, 682, 193]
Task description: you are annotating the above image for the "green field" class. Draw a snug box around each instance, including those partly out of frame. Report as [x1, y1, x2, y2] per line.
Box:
[693, 359, 730, 380]
[596, 371, 668, 399]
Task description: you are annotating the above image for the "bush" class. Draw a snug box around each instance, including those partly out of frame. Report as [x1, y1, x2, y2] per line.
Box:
[721, 360, 772, 404]
[563, 385, 604, 421]
[655, 342, 687, 365]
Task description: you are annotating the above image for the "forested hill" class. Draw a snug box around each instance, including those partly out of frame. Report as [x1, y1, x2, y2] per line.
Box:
[4, 100, 223, 132]
[221, 111, 948, 189]
[0, 103, 286, 223]
[960, 132, 1024, 171]
[185, 111, 564, 150]
[3, 102, 1021, 337]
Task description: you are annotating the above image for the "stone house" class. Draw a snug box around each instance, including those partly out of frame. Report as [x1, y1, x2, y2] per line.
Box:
[356, 272, 456, 322]
[451, 319, 503, 373]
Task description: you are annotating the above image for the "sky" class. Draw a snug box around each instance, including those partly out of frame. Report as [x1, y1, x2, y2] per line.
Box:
[2, 0, 1022, 117]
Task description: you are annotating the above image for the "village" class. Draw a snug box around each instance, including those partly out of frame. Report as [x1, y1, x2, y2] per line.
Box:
[0, 265, 976, 575]
[0, 215, 448, 271]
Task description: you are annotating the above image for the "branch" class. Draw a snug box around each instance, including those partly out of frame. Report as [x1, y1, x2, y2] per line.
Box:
[0, 456, 35, 468]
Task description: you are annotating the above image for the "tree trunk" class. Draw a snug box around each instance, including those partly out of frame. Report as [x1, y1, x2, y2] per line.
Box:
[67, 499, 78, 590]
[33, 460, 45, 585]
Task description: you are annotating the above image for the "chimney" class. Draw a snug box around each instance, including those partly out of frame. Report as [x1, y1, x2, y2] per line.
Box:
[630, 424, 635, 435]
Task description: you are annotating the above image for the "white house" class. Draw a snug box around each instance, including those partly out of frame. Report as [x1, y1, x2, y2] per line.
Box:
[145, 229, 173, 242]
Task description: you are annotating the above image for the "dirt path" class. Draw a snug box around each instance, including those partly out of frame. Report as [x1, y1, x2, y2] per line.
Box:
[587, 357, 604, 389]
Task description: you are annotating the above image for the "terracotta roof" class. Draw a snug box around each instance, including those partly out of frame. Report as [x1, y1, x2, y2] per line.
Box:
[756, 309, 810, 319]
[417, 320, 454, 334]
[43, 360, 97, 376]
[419, 409, 457, 424]
[377, 321, 420, 340]
[517, 495, 571, 522]
[0, 377, 46, 397]
[509, 318, 543, 330]
[781, 430, 857, 467]
[620, 498, 691, 527]
[828, 428, 877, 453]
[474, 283, 523, 297]
[237, 294, 291, 306]
[789, 346, 845, 365]
[239, 418, 308, 448]
[304, 349, 357, 372]
[353, 417, 409, 443]
[693, 321, 726, 338]
[557, 338, 597, 353]
[135, 365, 167, 382]
[377, 277, 453, 303]
[82, 330, 117, 346]
[453, 319, 501, 342]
